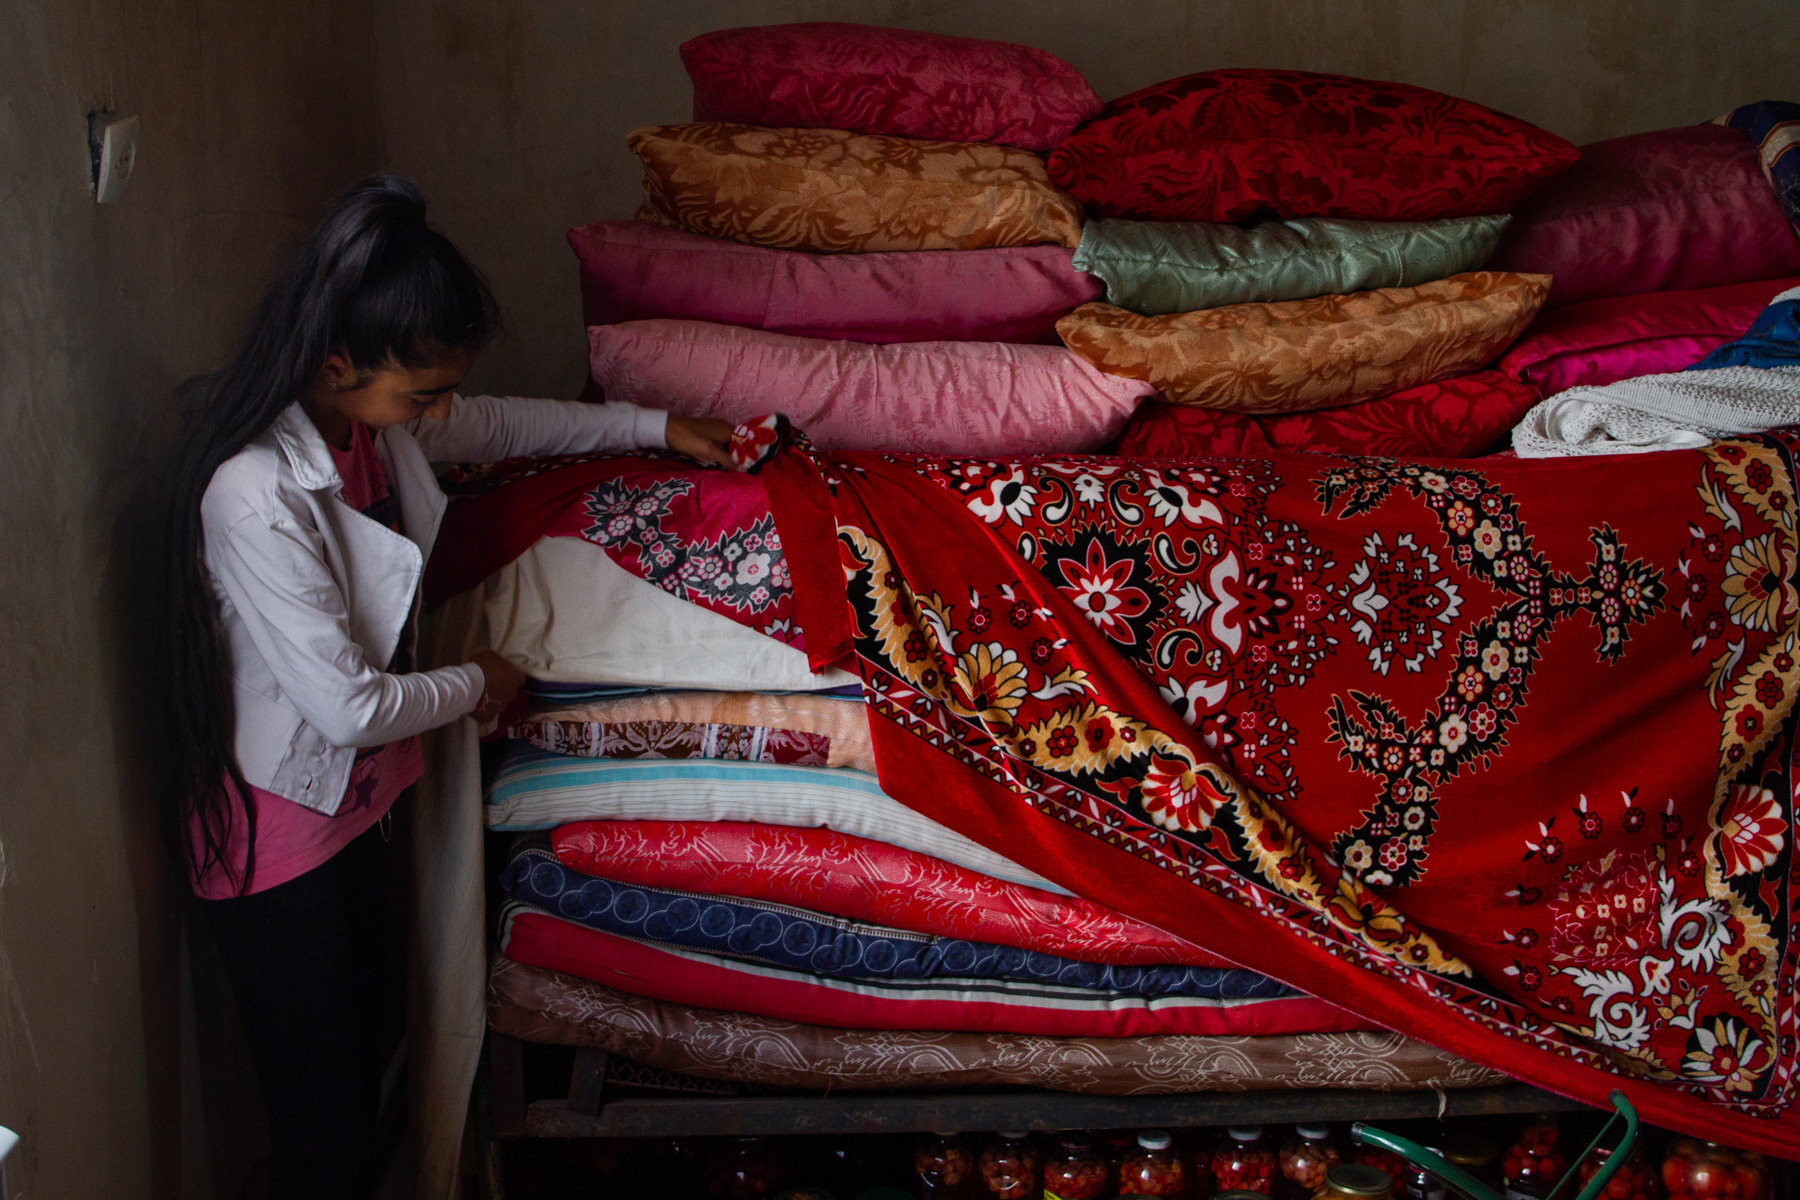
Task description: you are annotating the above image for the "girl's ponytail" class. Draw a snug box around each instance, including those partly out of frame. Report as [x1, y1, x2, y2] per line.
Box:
[154, 174, 498, 893]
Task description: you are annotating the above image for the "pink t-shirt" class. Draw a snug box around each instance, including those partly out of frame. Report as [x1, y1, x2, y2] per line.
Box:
[191, 423, 425, 898]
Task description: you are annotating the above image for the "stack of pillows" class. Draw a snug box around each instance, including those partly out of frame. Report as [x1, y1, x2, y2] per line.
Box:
[573, 22, 1800, 459]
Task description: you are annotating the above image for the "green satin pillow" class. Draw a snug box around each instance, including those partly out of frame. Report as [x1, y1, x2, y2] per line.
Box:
[1072, 213, 1512, 315]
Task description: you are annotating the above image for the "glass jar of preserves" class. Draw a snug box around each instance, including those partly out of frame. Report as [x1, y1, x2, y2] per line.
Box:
[1315, 1163, 1396, 1200]
[704, 1136, 788, 1199]
[1350, 1146, 1411, 1191]
[1440, 1134, 1500, 1200]
[1501, 1119, 1566, 1200]
[1213, 1126, 1279, 1195]
[1120, 1129, 1187, 1197]
[977, 1131, 1040, 1200]
[1572, 1140, 1660, 1200]
[914, 1132, 974, 1199]
[1043, 1133, 1107, 1200]
[1281, 1125, 1344, 1199]
[1660, 1137, 1768, 1200]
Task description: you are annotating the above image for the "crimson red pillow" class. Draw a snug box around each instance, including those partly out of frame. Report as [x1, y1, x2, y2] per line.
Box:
[1049, 69, 1579, 222]
[1497, 276, 1800, 397]
[1112, 371, 1540, 459]
[680, 23, 1102, 152]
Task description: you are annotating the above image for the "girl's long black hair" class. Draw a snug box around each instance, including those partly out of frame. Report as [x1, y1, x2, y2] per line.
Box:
[155, 174, 498, 893]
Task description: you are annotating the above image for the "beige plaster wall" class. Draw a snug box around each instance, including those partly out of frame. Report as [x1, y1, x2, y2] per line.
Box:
[372, 0, 1800, 400]
[0, 2, 381, 1196]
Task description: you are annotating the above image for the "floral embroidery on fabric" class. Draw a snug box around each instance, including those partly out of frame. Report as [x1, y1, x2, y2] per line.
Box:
[760, 432, 1800, 1131]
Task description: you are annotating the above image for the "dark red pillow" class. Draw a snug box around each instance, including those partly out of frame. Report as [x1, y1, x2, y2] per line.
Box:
[680, 23, 1103, 152]
[1112, 371, 1540, 459]
[1049, 70, 1579, 222]
[1485, 126, 1800, 308]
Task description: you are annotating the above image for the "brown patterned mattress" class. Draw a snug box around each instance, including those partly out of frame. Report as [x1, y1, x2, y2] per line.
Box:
[488, 954, 1507, 1095]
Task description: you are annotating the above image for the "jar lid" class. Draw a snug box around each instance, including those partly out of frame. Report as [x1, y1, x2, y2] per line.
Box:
[1138, 1130, 1173, 1150]
[1442, 1133, 1497, 1166]
[1326, 1163, 1395, 1196]
[1216, 1193, 1271, 1200]
[1057, 1133, 1093, 1149]
[1297, 1123, 1332, 1140]
[997, 1130, 1029, 1140]
[1229, 1125, 1265, 1142]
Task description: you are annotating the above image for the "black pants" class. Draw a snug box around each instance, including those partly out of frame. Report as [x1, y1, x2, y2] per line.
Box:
[201, 813, 405, 1200]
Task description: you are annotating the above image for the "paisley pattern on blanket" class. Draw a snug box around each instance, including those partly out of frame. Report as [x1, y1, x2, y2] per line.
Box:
[754, 433, 1800, 1150]
[433, 429, 1800, 1149]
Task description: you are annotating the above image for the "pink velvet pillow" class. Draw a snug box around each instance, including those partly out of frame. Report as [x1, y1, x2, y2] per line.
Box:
[588, 320, 1152, 455]
[1496, 275, 1800, 396]
[680, 23, 1102, 152]
[1487, 125, 1800, 308]
[568, 220, 1102, 345]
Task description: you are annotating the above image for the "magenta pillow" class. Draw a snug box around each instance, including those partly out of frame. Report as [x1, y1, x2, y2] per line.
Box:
[1496, 275, 1800, 396]
[588, 320, 1151, 455]
[1487, 125, 1800, 308]
[680, 23, 1102, 152]
[568, 220, 1102, 345]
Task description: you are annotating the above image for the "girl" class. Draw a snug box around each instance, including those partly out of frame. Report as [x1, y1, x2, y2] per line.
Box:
[154, 175, 732, 1197]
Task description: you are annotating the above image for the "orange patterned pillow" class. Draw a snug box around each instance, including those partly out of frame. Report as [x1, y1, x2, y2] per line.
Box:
[1056, 272, 1550, 413]
[629, 123, 1084, 254]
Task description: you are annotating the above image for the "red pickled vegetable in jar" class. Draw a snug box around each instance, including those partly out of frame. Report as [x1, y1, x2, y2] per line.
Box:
[1661, 1137, 1768, 1200]
[1120, 1129, 1187, 1197]
[977, 1130, 1039, 1200]
[1350, 1147, 1410, 1192]
[1281, 1124, 1343, 1199]
[914, 1133, 973, 1198]
[1500, 1120, 1566, 1199]
[1572, 1141, 1660, 1200]
[1213, 1126, 1279, 1195]
[1043, 1133, 1107, 1200]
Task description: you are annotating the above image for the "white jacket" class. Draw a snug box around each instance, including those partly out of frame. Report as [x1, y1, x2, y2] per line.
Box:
[201, 395, 668, 814]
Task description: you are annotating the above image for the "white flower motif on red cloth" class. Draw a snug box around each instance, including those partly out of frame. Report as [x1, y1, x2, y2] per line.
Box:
[1056, 540, 1152, 645]
[968, 468, 1038, 526]
[1716, 783, 1787, 877]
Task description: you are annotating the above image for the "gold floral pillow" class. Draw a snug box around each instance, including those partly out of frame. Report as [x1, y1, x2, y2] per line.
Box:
[1056, 272, 1551, 413]
[629, 123, 1085, 254]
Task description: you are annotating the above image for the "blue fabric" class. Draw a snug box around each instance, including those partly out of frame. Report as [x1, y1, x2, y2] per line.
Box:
[524, 681, 865, 703]
[1686, 296, 1800, 371]
[1721, 101, 1800, 231]
[500, 840, 1294, 1001]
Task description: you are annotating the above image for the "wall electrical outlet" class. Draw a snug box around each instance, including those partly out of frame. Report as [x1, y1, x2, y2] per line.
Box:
[88, 112, 139, 204]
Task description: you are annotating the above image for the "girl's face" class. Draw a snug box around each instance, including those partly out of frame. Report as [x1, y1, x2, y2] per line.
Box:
[307, 349, 473, 443]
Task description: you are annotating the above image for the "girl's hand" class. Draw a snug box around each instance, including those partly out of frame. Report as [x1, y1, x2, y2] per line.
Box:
[664, 415, 736, 468]
[470, 650, 527, 723]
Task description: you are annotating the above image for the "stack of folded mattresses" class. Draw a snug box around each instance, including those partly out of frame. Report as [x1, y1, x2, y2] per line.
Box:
[469, 453, 1429, 1086]
[448, 430, 1494, 1091]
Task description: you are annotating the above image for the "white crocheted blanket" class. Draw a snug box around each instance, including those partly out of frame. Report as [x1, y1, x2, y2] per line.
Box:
[1512, 285, 1800, 457]
[1512, 365, 1800, 457]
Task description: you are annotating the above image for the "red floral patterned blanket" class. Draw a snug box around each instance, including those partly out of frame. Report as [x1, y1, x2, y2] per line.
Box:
[429, 433, 1800, 1150]
[752, 436, 1800, 1153]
